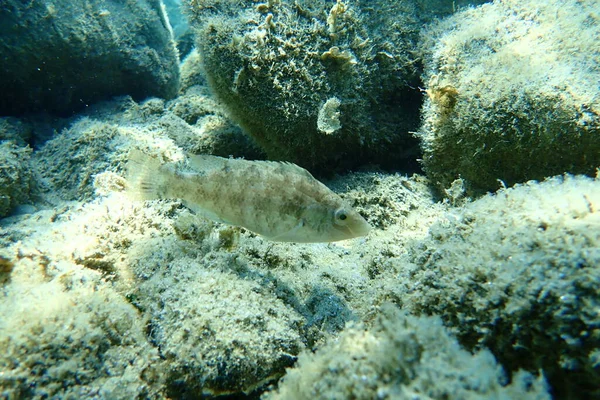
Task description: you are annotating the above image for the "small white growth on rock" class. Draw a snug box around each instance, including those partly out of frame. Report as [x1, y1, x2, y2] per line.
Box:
[327, 0, 346, 36]
[317, 97, 342, 135]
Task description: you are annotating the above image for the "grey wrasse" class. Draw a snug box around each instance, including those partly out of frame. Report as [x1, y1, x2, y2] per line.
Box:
[126, 150, 371, 242]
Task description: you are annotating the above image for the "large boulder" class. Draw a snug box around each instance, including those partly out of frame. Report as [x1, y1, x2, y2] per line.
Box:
[400, 174, 600, 398]
[265, 305, 550, 400]
[0, 141, 32, 217]
[0, 0, 180, 116]
[418, 0, 600, 196]
[184, 0, 424, 172]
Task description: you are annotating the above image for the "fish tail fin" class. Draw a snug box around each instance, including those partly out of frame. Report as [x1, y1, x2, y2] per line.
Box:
[125, 150, 165, 201]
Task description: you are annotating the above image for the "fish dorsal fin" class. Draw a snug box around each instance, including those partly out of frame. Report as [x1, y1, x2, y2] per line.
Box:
[253, 159, 316, 180]
[277, 161, 315, 179]
[188, 154, 234, 173]
[187, 154, 316, 180]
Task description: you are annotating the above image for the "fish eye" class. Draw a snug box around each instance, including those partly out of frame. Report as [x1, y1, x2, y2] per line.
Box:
[334, 208, 348, 225]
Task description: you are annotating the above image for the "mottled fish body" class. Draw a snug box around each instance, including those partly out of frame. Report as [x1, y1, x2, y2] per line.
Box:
[126, 151, 371, 242]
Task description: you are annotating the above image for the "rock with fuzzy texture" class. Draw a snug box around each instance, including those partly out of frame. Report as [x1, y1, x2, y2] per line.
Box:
[184, 0, 423, 172]
[0, 254, 164, 399]
[0, 142, 33, 217]
[0, 182, 305, 398]
[0, 118, 33, 147]
[264, 304, 550, 400]
[34, 93, 263, 202]
[35, 119, 125, 201]
[398, 174, 600, 398]
[133, 252, 305, 397]
[0, 0, 180, 116]
[419, 0, 600, 196]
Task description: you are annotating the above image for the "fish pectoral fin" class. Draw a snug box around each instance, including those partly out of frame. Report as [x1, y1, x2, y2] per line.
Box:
[263, 219, 305, 242]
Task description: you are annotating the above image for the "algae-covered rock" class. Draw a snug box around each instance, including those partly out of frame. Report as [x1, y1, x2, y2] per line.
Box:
[264, 304, 550, 400]
[179, 49, 207, 93]
[399, 174, 600, 398]
[44, 191, 307, 398]
[0, 262, 164, 399]
[184, 0, 423, 172]
[33, 91, 262, 202]
[0, 142, 33, 217]
[0, 118, 33, 147]
[0, 0, 180, 116]
[414, 0, 491, 22]
[419, 0, 600, 195]
[3, 181, 305, 398]
[134, 254, 305, 397]
[35, 118, 127, 201]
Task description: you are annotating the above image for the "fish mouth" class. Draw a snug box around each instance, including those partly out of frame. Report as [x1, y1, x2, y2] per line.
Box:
[347, 219, 372, 238]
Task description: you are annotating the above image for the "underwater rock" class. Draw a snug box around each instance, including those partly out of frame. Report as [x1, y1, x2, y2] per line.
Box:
[413, 0, 491, 22]
[35, 118, 125, 201]
[184, 0, 423, 172]
[3, 188, 307, 398]
[0, 117, 33, 147]
[0, 257, 164, 399]
[0, 0, 180, 116]
[133, 252, 305, 397]
[33, 91, 262, 202]
[418, 0, 600, 196]
[399, 174, 600, 398]
[179, 49, 207, 93]
[264, 304, 550, 399]
[0, 142, 33, 217]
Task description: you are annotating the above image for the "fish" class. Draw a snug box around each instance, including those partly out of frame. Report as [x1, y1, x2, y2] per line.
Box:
[125, 150, 371, 243]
